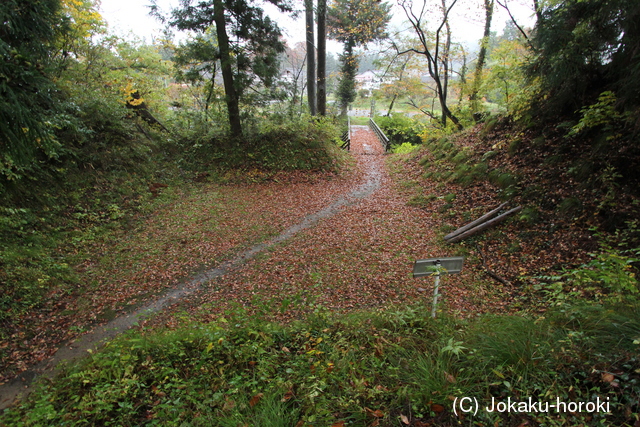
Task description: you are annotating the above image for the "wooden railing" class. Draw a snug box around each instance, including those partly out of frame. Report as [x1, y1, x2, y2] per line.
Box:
[368, 118, 390, 151]
[340, 117, 351, 150]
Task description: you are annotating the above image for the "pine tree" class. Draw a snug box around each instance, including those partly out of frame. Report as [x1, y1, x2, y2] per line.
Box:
[159, 0, 292, 138]
[328, 0, 391, 115]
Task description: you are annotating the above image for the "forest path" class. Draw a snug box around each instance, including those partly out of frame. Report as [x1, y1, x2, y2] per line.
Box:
[139, 126, 461, 330]
[1, 126, 421, 409]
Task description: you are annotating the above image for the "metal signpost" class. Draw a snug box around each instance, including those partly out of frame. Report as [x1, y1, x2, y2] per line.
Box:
[413, 257, 464, 318]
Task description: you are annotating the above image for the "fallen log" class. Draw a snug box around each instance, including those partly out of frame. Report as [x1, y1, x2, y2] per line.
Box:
[444, 202, 508, 241]
[447, 206, 522, 243]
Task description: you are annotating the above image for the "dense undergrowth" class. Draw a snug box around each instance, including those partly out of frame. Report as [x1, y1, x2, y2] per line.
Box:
[0, 115, 348, 373]
[1, 302, 638, 426]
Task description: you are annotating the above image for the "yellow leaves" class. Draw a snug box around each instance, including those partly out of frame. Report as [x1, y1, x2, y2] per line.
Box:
[61, 0, 106, 38]
[123, 81, 145, 106]
[128, 98, 145, 107]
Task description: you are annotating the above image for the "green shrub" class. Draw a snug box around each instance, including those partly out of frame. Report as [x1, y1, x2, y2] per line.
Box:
[392, 142, 421, 154]
[490, 171, 518, 189]
[375, 114, 424, 147]
[507, 137, 523, 155]
[451, 150, 471, 165]
[537, 244, 639, 305]
[557, 197, 583, 216]
[518, 206, 541, 224]
[407, 194, 436, 208]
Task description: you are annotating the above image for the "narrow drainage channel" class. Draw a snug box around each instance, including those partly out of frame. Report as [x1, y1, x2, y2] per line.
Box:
[0, 151, 382, 410]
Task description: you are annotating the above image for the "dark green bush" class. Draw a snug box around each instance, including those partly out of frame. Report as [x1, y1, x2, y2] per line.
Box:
[175, 116, 348, 175]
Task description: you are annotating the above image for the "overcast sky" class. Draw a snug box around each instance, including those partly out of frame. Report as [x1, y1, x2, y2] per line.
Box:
[99, 0, 536, 52]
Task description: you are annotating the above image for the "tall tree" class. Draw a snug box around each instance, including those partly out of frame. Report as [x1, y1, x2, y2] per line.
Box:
[0, 0, 67, 177]
[317, 0, 327, 115]
[482, 36, 527, 113]
[375, 37, 417, 115]
[213, 0, 242, 136]
[156, 0, 292, 138]
[398, 0, 463, 129]
[306, 0, 317, 115]
[328, 0, 391, 115]
[172, 31, 222, 114]
[469, 0, 495, 117]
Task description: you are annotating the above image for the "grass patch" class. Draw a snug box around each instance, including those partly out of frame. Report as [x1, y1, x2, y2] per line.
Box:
[407, 194, 436, 208]
[349, 116, 370, 126]
[2, 304, 638, 426]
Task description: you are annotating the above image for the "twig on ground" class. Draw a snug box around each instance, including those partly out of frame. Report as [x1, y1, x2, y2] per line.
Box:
[475, 243, 511, 286]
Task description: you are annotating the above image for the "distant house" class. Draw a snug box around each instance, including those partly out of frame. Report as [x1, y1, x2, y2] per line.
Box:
[355, 70, 396, 91]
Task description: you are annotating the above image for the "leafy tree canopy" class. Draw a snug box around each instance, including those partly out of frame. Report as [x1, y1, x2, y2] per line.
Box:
[528, 0, 640, 117]
[327, 0, 391, 46]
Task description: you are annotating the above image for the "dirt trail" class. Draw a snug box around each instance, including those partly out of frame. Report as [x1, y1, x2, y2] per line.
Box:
[0, 126, 392, 410]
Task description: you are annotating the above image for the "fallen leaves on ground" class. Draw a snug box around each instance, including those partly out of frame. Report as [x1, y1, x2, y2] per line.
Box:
[140, 127, 509, 332]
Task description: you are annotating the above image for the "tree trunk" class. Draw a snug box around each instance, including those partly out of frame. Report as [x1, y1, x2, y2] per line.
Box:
[305, 0, 317, 115]
[532, 0, 543, 23]
[470, 0, 495, 116]
[316, 0, 327, 116]
[457, 45, 468, 105]
[440, 0, 452, 126]
[386, 93, 397, 116]
[213, 0, 242, 138]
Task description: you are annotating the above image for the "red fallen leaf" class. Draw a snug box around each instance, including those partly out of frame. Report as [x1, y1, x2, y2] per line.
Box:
[281, 389, 295, 402]
[249, 393, 263, 407]
[431, 403, 445, 413]
[365, 408, 384, 418]
[332, 422, 345, 427]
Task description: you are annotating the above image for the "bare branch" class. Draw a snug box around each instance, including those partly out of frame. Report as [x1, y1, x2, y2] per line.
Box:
[496, 0, 535, 51]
